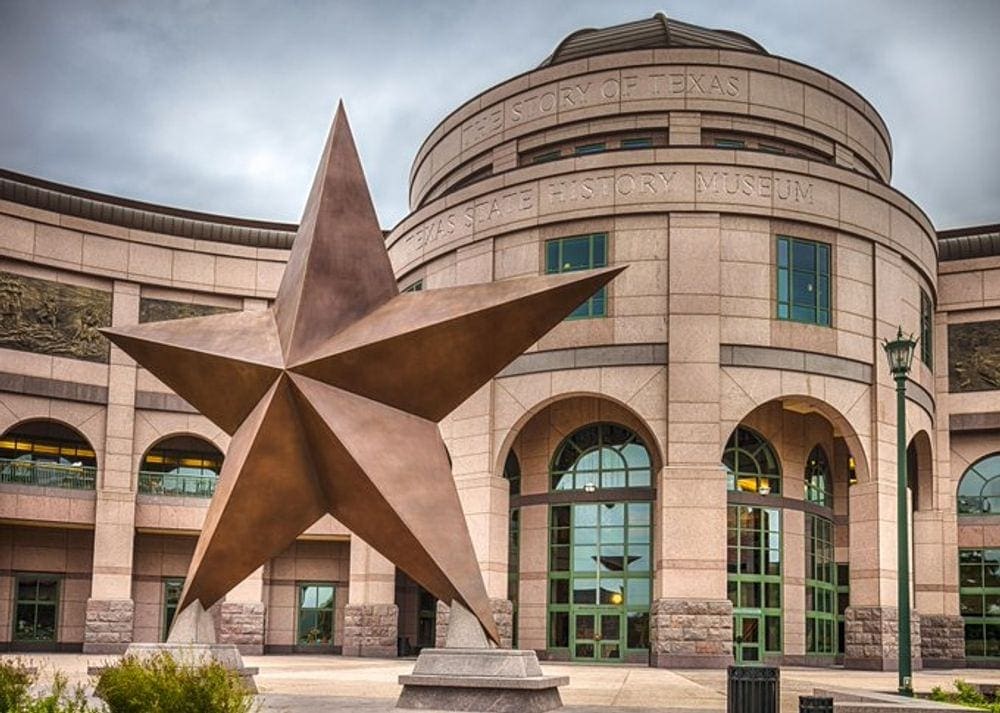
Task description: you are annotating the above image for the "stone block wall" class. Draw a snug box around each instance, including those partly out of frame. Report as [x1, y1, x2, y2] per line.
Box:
[342, 603, 398, 657]
[434, 599, 514, 649]
[83, 598, 134, 654]
[650, 598, 733, 668]
[919, 614, 965, 668]
[844, 606, 922, 671]
[218, 602, 265, 655]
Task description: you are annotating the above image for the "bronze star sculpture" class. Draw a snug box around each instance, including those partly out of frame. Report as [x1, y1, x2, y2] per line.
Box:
[102, 103, 622, 645]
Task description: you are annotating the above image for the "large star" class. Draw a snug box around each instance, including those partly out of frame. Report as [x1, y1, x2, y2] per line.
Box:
[102, 103, 622, 644]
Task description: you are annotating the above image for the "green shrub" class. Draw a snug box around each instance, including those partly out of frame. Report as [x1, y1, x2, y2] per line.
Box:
[95, 653, 256, 713]
[929, 679, 1000, 712]
[0, 659, 35, 712]
[19, 673, 97, 713]
[0, 661, 98, 713]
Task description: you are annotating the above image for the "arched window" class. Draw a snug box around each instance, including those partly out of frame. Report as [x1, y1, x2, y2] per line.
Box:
[723, 426, 781, 495]
[0, 420, 97, 489]
[805, 446, 832, 507]
[550, 423, 651, 491]
[504, 450, 521, 497]
[958, 454, 1000, 515]
[139, 435, 223, 498]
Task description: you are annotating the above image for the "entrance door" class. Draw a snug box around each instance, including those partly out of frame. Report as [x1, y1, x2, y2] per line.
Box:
[572, 610, 623, 661]
[733, 614, 762, 663]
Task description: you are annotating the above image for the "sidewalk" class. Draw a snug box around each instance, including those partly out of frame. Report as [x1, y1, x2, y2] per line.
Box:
[4, 652, 997, 712]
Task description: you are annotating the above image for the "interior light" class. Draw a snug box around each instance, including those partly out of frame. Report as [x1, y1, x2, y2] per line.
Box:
[610, 592, 623, 605]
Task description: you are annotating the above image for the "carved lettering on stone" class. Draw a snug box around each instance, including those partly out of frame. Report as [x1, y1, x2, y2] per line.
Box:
[0, 271, 111, 362]
[696, 170, 814, 204]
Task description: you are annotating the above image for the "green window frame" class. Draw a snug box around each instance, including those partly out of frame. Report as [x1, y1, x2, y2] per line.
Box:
[550, 423, 651, 491]
[621, 137, 652, 149]
[715, 138, 746, 149]
[297, 582, 336, 647]
[920, 288, 933, 368]
[574, 142, 606, 156]
[805, 514, 837, 655]
[776, 236, 831, 326]
[958, 548, 1000, 659]
[402, 279, 423, 293]
[957, 453, 1000, 515]
[544, 233, 608, 319]
[804, 445, 832, 507]
[726, 506, 782, 656]
[162, 578, 184, 641]
[723, 426, 781, 495]
[547, 502, 652, 657]
[13, 575, 59, 642]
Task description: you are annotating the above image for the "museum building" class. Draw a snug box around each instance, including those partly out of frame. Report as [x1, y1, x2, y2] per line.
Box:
[1, 14, 999, 669]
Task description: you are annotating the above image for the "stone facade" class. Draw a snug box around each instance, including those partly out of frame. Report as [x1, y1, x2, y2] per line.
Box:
[342, 603, 398, 658]
[434, 599, 514, 650]
[82, 598, 134, 654]
[844, 606, 922, 671]
[218, 602, 265, 655]
[649, 598, 733, 668]
[919, 614, 966, 668]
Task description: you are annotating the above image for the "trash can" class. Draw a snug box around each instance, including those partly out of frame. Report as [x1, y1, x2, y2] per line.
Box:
[799, 695, 834, 713]
[727, 665, 779, 713]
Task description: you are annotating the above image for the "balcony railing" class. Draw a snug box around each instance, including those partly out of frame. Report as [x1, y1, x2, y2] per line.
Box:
[0, 458, 97, 490]
[137, 470, 217, 498]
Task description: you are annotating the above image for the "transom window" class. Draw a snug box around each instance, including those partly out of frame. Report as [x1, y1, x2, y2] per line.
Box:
[777, 236, 831, 326]
[14, 575, 59, 642]
[402, 279, 423, 293]
[805, 446, 832, 508]
[551, 423, 651, 491]
[723, 426, 781, 495]
[297, 583, 336, 647]
[545, 233, 608, 319]
[957, 454, 1000, 515]
[958, 549, 1000, 658]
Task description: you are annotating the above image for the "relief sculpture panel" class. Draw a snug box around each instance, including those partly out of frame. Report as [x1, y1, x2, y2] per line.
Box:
[0, 271, 111, 362]
[949, 319, 1000, 392]
[139, 298, 236, 324]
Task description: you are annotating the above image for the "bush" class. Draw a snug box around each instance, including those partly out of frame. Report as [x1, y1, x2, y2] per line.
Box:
[94, 653, 256, 713]
[929, 679, 1000, 712]
[0, 660, 98, 713]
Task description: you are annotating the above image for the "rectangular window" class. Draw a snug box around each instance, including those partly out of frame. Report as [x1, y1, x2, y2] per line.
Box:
[959, 548, 1000, 659]
[162, 578, 184, 641]
[776, 236, 831, 326]
[759, 143, 786, 155]
[297, 583, 336, 647]
[544, 234, 608, 319]
[715, 138, 746, 149]
[402, 279, 423, 293]
[532, 149, 561, 164]
[574, 143, 606, 156]
[920, 288, 933, 368]
[13, 575, 59, 642]
[621, 138, 653, 149]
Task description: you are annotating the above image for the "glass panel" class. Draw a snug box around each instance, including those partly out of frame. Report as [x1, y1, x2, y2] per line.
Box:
[627, 612, 649, 648]
[599, 579, 624, 605]
[602, 527, 624, 545]
[599, 544, 625, 572]
[600, 642, 621, 659]
[628, 469, 651, 487]
[765, 616, 781, 651]
[601, 615, 620, 641]
[551, 527, 570, 545]
[574, 505, 598, 526]
[14, 604, 36, 640]
[545, 241, 560, 273]
[765, 582, 781, 608]
[965, 623, 984, 657]
[16, 579, 36, 601]
[301, 585, 318, 609]
[317, 586, 334, 609]
[740, 581, 760, 608]
[986, 624, 1000, 656]
[560, 237, 591, 270]
[622, 445, 650, 470]
[793, 240, 816, 271]
[601, 471, 626, 488]
[551, 546, 570, 572]
[628, 526, 650, 544]
[592, 234, 607, 267]
[627, 502, 650, 524]
[575, 642, 595, 657]
[550, 579, 569, 604]
[777, 268, 789, 302]
[627, 579, 650, 607]
[552, 506, 570, 528]
[575, 614, 595, 639]
[574, 527, 597, 545]
[550, 611, 569, 647]
[777, 238, 789, 267]
[573, 545, 598, 573]
[573, 579, 597, 604]
[627, 545, 650, 572]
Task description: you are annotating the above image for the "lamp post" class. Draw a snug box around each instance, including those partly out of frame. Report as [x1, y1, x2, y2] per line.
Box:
[882, 327, 918, 697]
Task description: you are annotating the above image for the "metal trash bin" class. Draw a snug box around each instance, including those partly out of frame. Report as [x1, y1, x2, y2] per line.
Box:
[799, 695, 834, 713]
[727, 665, 779, 713]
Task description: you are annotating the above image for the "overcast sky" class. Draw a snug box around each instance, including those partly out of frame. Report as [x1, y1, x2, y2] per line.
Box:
[1, 0, 998, 232]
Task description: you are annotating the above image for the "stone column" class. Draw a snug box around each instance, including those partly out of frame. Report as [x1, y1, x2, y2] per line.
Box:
[84, 280, 139, 654]
[652, 213, 732, 668]
[219, 567, 265, 655]
[342, 538, 397, 657]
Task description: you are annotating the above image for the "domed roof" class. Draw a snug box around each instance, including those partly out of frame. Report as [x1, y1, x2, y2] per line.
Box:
[539, 13, 767, 67]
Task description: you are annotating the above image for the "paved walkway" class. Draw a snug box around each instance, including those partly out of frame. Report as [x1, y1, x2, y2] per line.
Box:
[4, 653, 998, 711]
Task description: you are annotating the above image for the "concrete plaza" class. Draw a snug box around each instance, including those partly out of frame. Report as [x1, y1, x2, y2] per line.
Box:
[4, 653, 998, 711]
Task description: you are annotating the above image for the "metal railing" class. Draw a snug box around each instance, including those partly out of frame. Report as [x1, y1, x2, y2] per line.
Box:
[0, 458, 97, 490]
[137, 470, 217, 498]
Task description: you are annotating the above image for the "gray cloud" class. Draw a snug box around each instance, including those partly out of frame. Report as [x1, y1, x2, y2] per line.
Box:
[1, 0, 997, 230]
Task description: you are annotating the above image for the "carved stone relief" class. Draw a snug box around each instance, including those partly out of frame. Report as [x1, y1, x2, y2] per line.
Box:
[949, 319, 1000, 392]
[139, 298, 236, 324]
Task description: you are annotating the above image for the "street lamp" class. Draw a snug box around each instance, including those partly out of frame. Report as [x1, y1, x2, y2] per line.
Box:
[882, 326, 918, 697]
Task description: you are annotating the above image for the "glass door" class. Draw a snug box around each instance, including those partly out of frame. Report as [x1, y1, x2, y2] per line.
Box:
[572, 609, 624, 661]
[734, 614, 762, 663]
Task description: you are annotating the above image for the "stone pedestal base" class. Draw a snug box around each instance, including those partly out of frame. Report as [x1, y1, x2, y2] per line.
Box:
[219, 602, 265, 655]
[919, 614, 965, 668]
[844, 606, 922, 671]
[343, 603, 398, 657]
[397, 648, 566, 712]
[650, 598, 733, 668]
[436, 599, 514, 649]
[109, 643, 258, 692]
[83, 599, 134, 654]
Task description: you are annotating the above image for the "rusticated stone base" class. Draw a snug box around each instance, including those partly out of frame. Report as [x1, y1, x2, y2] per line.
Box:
[83, 598, 134, 654]
[219, 602, 265, 655]
[343, 603, 398, 657]
[649, 598, 733, 668]
[844, 606, 922, 671]
[435, 599, 515, 649]
[919, 614, 965, 668]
